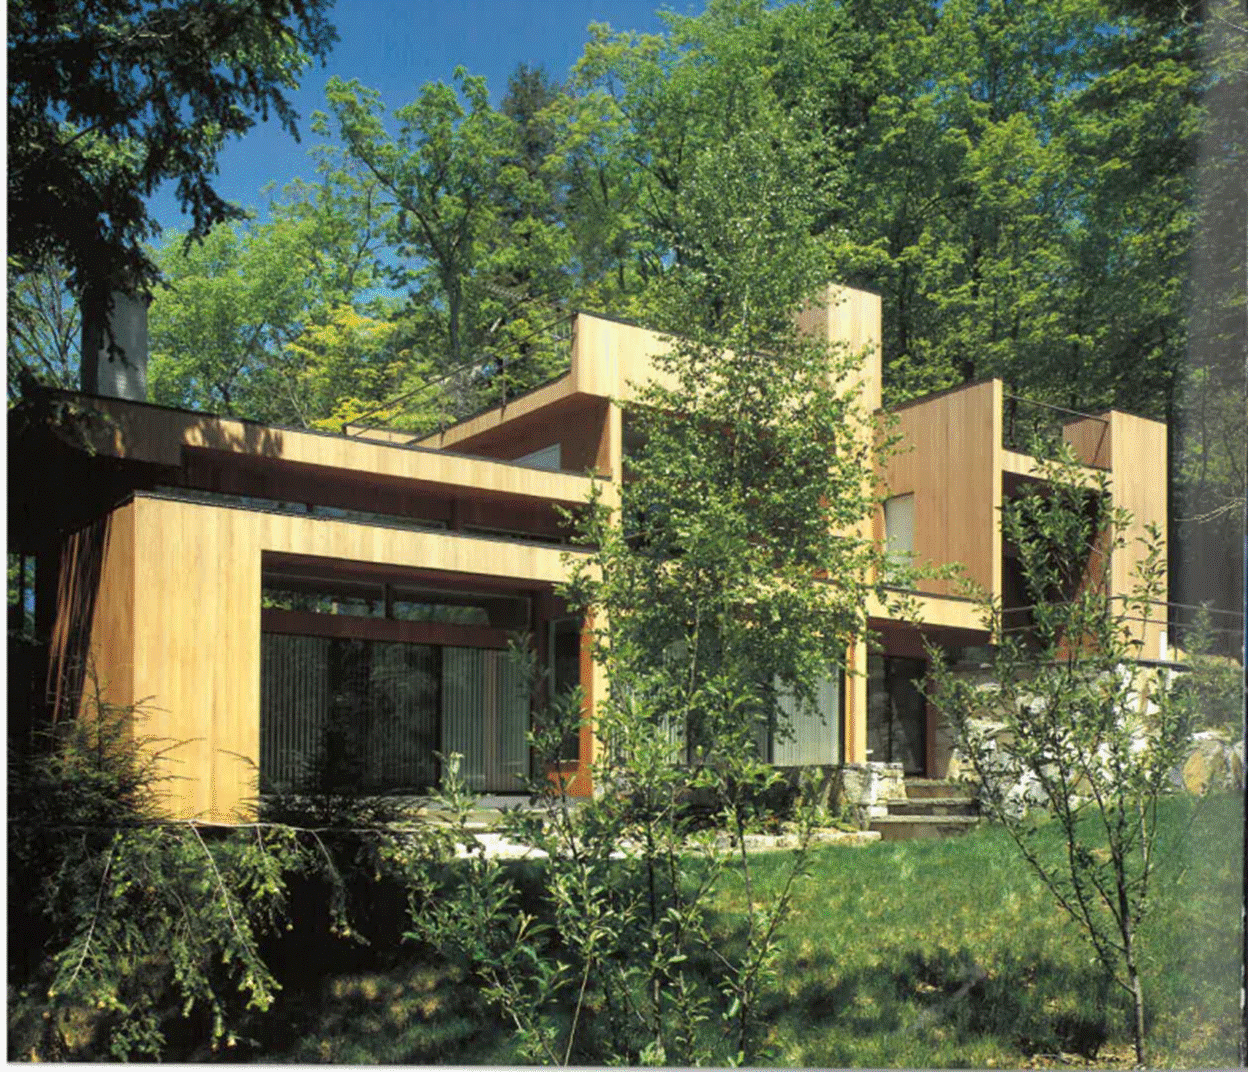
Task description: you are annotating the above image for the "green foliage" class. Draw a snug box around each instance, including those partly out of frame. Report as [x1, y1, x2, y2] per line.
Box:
[148, 219, 321, 418]
[6, 261, 80, 401]
[927, 445, 1197, 1065]
[7, 673, 453, 1061]
[568, 86, 893, 768]
[317, 67, 576, 423]
[1173, 605, 1244, 732]
[217, 795, 1241, 1067]
[399, 74, 899, 1061]
[6, 0, 336, 301]
[406, 667, 825, 1066]
[8, 683, 297, 1058]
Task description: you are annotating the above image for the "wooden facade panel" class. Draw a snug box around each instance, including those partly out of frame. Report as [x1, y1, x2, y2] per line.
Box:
[884, 380, 1001, 598]
[570, 313, 675, 401]
[416, 396, 615, 480]
[76, 394, 596, 507]
[53, 504, 137, 722]
[797, 285, 883, 413]
[125, 495, 582, 819]
[1107, 412, 1168, 656]
[416, 375, 578, 451]
[867, 590, 986, 632]
[1063, 416, 1112, 469]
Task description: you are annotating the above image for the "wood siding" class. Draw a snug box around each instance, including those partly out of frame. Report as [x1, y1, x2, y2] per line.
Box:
[110, 494, 586, 819]
[883, 380, 1002, 599]
[73, 394, 596, 510]
[1107, 412, 1169, 656]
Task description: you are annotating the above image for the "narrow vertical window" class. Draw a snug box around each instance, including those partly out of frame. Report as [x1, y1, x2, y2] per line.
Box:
[883, 493, 915, 581]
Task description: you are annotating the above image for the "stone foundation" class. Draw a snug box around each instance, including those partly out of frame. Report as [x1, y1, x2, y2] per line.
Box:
[828, 762, 907, 829]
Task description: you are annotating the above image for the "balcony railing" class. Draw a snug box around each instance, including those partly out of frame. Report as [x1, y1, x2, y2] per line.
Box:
[1002, 394, 1110, 469]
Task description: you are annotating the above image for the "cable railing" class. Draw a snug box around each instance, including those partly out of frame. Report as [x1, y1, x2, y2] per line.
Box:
[1002, 394, 1110, 469]
[999, 597, 1243, 660]
[343, 310, 576, 444]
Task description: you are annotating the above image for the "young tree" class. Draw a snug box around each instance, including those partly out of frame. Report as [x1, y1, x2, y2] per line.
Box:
[927, 447, 1195, 1065]
[407, 96, 897, 1066]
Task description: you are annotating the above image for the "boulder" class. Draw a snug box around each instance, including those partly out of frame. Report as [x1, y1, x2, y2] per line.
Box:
[1177, 732, 1244, 794]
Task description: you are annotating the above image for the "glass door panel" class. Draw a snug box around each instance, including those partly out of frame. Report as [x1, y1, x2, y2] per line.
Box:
[867, 655, 927, 775]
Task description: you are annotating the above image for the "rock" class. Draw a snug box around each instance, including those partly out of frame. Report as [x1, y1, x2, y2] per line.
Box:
[830, 761, 905, 828]
[1180, 733, 1245, 794]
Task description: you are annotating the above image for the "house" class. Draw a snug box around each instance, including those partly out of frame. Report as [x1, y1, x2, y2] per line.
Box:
[7, 285, 1168, 821]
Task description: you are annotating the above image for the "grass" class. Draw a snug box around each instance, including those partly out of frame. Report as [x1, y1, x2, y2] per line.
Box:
[737, 791, 1242, 1067]
[34, 792, 1241, 1065]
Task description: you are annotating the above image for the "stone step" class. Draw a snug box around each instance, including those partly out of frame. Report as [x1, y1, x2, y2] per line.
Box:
[887, 797, 978, 818]
[425, 808, 507, 831]
[904, 778, 970, 800]
[869, 814, 981, 841]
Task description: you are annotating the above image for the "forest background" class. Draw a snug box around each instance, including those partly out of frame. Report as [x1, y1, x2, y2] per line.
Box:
[8, 0, 1245, 630]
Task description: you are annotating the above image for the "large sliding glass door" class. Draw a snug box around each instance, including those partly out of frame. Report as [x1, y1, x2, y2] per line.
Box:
[770, 672, 842, 766]
[867, 654, 927, 774]
[260, 634, 528, 794]
[441, 646, 529, 792]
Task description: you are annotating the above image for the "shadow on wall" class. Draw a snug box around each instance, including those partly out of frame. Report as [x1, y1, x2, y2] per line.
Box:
[46, 512, 108, 727]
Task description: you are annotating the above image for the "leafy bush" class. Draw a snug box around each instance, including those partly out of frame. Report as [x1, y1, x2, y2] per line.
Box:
[8, 678, 351, 1059]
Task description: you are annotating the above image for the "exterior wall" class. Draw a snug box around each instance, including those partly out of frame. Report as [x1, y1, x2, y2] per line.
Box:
[796, 285, 883, 413]
[416, 395, 617, 478]
[38, 292, 1171, 807]
[883, 380, 1003, 599]
[414, 311, 667, 471]
[1107, 411, 1169, 656]
[87, 494, 590, 820]
[1063, 415, 1112, 469]
[49, 504, 137, 723]
[74, 393, 595, 510]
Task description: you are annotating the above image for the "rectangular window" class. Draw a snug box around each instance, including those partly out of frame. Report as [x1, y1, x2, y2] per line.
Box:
[262, 570, 529, 629]
[442, 647, 529, 791]
[260, 635, 439, 793]
[260, 634, 529, 795]
[771, 671, 842, 766]
[548, 617, 583, 762]
[883, 493, 915, 581]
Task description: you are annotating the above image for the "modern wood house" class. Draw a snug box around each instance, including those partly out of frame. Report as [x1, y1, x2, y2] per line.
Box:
[8, 285, 1168, 820]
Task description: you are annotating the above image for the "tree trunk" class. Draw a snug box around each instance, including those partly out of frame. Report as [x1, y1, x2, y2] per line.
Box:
[1125, 932, 1147, 1066]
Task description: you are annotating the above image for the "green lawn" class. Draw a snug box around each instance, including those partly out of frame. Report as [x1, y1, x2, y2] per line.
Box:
[222, 793, 1247, 1065]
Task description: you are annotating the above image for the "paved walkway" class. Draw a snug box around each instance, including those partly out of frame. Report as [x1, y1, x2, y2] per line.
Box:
[452, 825, 881, 860]
[416, 795, 882, 859]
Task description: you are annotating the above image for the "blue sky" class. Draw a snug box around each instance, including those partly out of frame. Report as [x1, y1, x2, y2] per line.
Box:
[148, 0, 687, 235]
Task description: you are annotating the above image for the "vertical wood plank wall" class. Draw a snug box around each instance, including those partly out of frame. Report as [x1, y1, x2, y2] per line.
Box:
[884, 380, 1003, 599]
[1063, 415, 1112, 469]
[1107, 412, 1169, 656]
[120, 496, 580, 819]
[796, 285, 883, 414]
[794, 286, 884, 758]
[89, 503, 136, 714]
